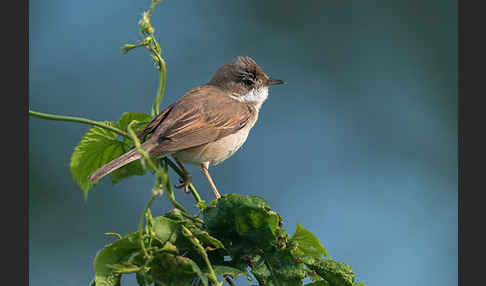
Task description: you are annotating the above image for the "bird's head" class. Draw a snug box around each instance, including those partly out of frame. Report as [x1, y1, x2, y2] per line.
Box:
[208, 56, 284, 108]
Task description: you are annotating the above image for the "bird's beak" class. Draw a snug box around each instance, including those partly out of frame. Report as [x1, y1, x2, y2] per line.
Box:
[267, 78, 285, 86]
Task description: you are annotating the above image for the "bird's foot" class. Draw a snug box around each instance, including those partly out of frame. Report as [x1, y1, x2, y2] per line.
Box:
[175, 173, 192, 193]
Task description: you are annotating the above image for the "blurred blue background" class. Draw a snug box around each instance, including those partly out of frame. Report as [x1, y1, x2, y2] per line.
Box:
[29, 0, 457, 285]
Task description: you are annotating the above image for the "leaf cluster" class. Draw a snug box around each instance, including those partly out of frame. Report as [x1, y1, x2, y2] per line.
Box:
[91, 194, 366, 286]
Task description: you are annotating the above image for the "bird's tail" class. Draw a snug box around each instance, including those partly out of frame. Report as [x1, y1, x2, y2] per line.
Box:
[88, 142, 155, 182]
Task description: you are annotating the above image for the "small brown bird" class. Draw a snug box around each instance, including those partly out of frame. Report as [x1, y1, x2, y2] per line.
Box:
[88, 56, 284, 198]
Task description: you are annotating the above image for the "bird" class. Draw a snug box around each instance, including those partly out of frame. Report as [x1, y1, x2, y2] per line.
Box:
[88, 56, 284, 199]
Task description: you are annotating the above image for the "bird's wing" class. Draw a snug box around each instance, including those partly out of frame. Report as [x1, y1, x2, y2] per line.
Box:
[137, 103, 176, 139]
[140, 85, 256, 154]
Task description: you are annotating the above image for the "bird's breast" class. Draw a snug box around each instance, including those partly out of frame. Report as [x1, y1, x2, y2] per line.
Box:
[174, 114, 258, 166]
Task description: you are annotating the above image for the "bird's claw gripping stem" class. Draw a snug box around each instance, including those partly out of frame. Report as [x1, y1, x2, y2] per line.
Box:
[175, 173, 192, 193]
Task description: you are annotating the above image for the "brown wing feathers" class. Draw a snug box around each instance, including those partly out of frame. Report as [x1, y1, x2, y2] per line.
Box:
[145, 85, 255, 153]
[137, 103, 175, 139]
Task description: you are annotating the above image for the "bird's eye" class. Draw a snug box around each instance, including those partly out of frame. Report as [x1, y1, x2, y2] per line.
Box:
[240, 72, 256, 86]
[243, 78, 254, 86]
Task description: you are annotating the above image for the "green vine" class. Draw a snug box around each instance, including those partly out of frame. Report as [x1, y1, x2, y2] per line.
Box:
[29, 110, 131, 139]
[29, 1, 366, 286]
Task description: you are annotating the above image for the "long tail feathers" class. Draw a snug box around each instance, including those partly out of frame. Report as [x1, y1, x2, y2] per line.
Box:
[88, 142, 155, 182]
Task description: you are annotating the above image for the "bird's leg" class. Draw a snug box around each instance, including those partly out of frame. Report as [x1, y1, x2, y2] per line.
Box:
[173, 156, 192, 193]
[200, 162, 221, 199]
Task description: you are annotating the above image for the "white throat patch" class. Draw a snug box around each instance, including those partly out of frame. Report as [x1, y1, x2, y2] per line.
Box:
[239, 87, 269, 109]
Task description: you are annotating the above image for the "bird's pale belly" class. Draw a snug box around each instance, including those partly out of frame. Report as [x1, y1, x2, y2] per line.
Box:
[174, 127, 252, 166]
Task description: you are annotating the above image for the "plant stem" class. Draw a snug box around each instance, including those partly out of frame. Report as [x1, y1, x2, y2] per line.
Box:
[104, 232, 123, 239]
[138, 193, 157, 259]
[181, 225, 220, 286]
[152, 54, 166, 117]
[147, 0, 164, 18]
[142, 0, 167, 117]
[112, 266, 142, 274]
[162, 162, 204, 224]
[29, 110, 131, 139]
[163, 169, 189, 214]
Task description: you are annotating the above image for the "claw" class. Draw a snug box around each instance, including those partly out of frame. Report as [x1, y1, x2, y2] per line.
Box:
[174, 173, 192, 193]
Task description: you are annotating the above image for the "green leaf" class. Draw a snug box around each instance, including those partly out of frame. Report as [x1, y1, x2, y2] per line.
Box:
[152, 216, 191, 250]
[150, 252, 208, 286]
[204, 194, 281, 249]
[213, 265, 252, 281]
[152, 216, 181, 244]
[291, 223, 331, 259]
[115, 112, 152, 137]
[306, 259, 355, 286]
[70, 113, 153, 195]
[93, 232, 140, 286]
[70, 121, 126, 198]
[249, 248, 306, 286]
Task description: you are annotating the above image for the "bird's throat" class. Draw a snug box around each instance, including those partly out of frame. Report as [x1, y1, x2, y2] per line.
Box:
[238, 87, 269, 109]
